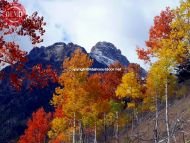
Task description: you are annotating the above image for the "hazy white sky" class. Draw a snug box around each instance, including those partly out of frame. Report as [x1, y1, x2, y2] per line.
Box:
[18, 0, 180, 68]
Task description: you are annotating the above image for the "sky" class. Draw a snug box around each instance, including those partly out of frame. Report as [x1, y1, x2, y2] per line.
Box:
[18, 0, 180, 69]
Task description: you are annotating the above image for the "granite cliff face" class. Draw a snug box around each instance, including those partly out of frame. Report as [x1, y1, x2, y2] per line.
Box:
[0, 41, 145, 142]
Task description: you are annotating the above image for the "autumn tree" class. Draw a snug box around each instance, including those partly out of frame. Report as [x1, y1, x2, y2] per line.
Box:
[136, 9, 176, 142]
[0, 0, 45, 66]
[0, 0, 57, 90]
[49, 61, 124, 143]
[136, 7, 174, 62]
[101, 62, 124, 100]
[136, 2, 190, 142]
[83, 73, 111, 143]
[144, 61, 176, 143]
[137, 0, 190, 66]
[116, 72, 143, 107]
[115, 71, 143, 139]
[154, 3, 190, 141]
[99, 63, 124, 142]
[49, 49, 92, 143]
[18, 108, 52, 143]
[76, 62, 124, 143]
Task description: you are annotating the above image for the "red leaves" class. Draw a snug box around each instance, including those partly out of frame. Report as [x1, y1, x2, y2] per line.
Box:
[137, 7, 175, 62]
[18, 108, 52, 143]
[101, 63, 124, 100]
[149, 7, 174, 40]
[10, 73, 23, 90]
[0, 1, 46, 45]
[18, 12, 46, 44]
[86, 63, 124, 101]
[0, 0, 50, 91]
[0, 41, 27, 66]
[136, 47, 151, 62]
[1, 64, 58, 91]
[53, 106, 64, 118]
[29, 64, 58, 90]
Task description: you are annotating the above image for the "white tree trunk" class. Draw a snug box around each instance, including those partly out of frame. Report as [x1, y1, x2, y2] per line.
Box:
[94, 122, 97, 143]
[73, 112, 76, 143]
[165, 79, 170, 143]
[154, 93, 159, 143]
[79, 120, 84, 143]
[115, 111, 119, 143]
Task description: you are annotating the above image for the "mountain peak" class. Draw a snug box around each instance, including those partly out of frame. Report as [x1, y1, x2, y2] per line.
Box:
[28, 42, 85, 61]
[91, 41, 117, 51]
[90, 41, 129, 66]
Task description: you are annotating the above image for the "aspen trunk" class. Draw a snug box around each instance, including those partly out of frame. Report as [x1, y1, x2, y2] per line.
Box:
[131, 110, 134, 134]
[79, 120, 82, 143]
[135, 109, 139, 125]
[94, 122, 97, 143]
[115, 111, 119, 143]
[154, 93, 159, 143]
[104, 113, 107, 143]
[73, 112, 76, 143]
[165, 79, 170, 143]
[79, 120, 85, 143]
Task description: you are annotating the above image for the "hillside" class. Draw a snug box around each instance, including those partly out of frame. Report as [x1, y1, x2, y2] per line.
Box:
[118, 88, 190, 143]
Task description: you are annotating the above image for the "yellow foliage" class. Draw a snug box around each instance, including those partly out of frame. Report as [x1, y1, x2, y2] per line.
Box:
[52, 48, 92, 116]
[116, 72, 142, 99]
[49, 49, 93, 139]
[127, 102, 135, 109]
[48, 118, 68, 139]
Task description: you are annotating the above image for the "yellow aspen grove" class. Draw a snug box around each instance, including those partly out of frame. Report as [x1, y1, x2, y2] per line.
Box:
[83, 74, 110, 143]
[116, 71, 143, 134]
[144, 61, 176, 143]
[137, 1, 190, 142]
[49, 49, 92, 142]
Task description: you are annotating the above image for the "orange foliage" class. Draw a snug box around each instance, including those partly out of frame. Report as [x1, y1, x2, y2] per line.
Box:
[101, 63, 124, 100]
[53, 106, 64, 118]
[85, 62, 124, 101]
[18, 108, 52, 143]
